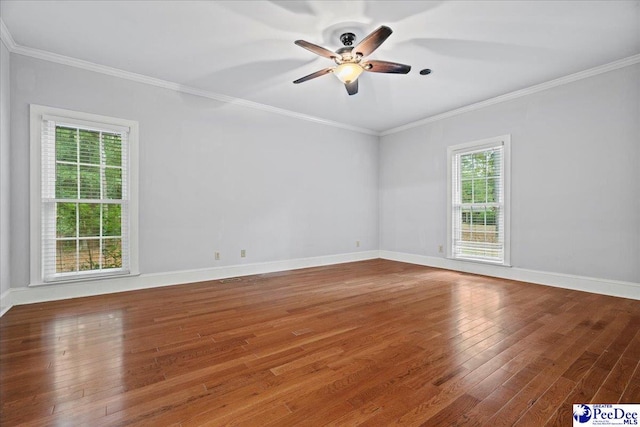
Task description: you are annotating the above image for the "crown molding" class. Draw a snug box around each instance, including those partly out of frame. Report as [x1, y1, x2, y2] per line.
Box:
[0, 18, 378, 136]
[381, 53, 640, 137]
[3, 17, 638, 138]
[0, 19, 17, 50]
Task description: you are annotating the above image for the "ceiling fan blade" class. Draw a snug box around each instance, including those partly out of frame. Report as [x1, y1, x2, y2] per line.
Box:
[352, 25, 393, 57]
[363, 60, 411, 74]
[294, 40, 340, 60]
[293, 67, 334, 84]
[345, 80, 358, 96]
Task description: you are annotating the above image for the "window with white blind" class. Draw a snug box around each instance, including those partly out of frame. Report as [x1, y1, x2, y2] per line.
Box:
[447, 135, 510, 265]
[30, 105, 138, 284]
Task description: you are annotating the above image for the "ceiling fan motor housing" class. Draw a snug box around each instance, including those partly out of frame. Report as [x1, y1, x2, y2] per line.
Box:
[336, 46, 356, 62]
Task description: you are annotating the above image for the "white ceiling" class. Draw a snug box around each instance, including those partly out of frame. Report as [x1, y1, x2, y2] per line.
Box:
[2, 1, 639, 133]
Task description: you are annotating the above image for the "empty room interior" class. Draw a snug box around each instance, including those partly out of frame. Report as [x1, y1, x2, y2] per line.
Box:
[1, 1, 639, 426]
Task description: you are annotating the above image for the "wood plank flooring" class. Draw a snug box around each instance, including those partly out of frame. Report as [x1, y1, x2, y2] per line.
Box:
[1, 259, 639, 426]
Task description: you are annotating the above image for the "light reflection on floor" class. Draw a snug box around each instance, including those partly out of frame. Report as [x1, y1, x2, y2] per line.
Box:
[47, 310, 124, 407]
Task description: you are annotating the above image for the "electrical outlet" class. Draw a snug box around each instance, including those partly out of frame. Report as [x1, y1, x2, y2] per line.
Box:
[215, 252, 220, 260]
[438, 245, 444, 253]
[241, 249, 246, 258]
[356, 240, 360, 247]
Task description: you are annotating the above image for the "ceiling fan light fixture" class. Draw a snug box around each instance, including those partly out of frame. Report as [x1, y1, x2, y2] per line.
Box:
[333, 63, 364, 84]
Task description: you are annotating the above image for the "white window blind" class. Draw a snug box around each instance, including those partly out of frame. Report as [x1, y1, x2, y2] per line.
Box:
[40, 117, 130, 281]
[449, 137, 510, 264]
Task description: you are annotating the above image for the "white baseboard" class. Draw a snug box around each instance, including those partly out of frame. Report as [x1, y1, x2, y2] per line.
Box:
[0, 288, 11, 317]
[2, 251, 379, 313]
[379, 250, 640, 301]
[2, 249, 637, 318]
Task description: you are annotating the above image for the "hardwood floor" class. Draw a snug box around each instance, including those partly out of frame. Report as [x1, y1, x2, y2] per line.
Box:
[1, 259, 639, 426]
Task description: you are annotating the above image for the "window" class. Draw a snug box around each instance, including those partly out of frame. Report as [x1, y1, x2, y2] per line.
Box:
[447, 135, 510, 265]
[30, 105, 138, 284]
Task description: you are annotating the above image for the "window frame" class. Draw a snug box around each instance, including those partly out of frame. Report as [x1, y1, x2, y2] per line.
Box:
[30, 105, 139, 286]
[446, 135, 511, 266]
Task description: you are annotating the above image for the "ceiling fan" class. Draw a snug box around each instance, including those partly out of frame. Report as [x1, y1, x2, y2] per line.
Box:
[293, 25, 411, 95]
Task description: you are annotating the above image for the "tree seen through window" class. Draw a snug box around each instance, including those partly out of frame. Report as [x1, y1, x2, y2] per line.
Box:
[54, 126, 123, 273]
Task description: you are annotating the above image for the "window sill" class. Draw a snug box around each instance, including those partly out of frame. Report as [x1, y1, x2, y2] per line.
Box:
[448, 256, 512, 268]
[29, 271, 141, 287]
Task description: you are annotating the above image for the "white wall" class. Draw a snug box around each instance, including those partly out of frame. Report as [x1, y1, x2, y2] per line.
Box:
[0, 39, 10, 312]
[380, 63, 640, 284]
[5, 48, 639, 306]
[10, 54, 379, 288]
